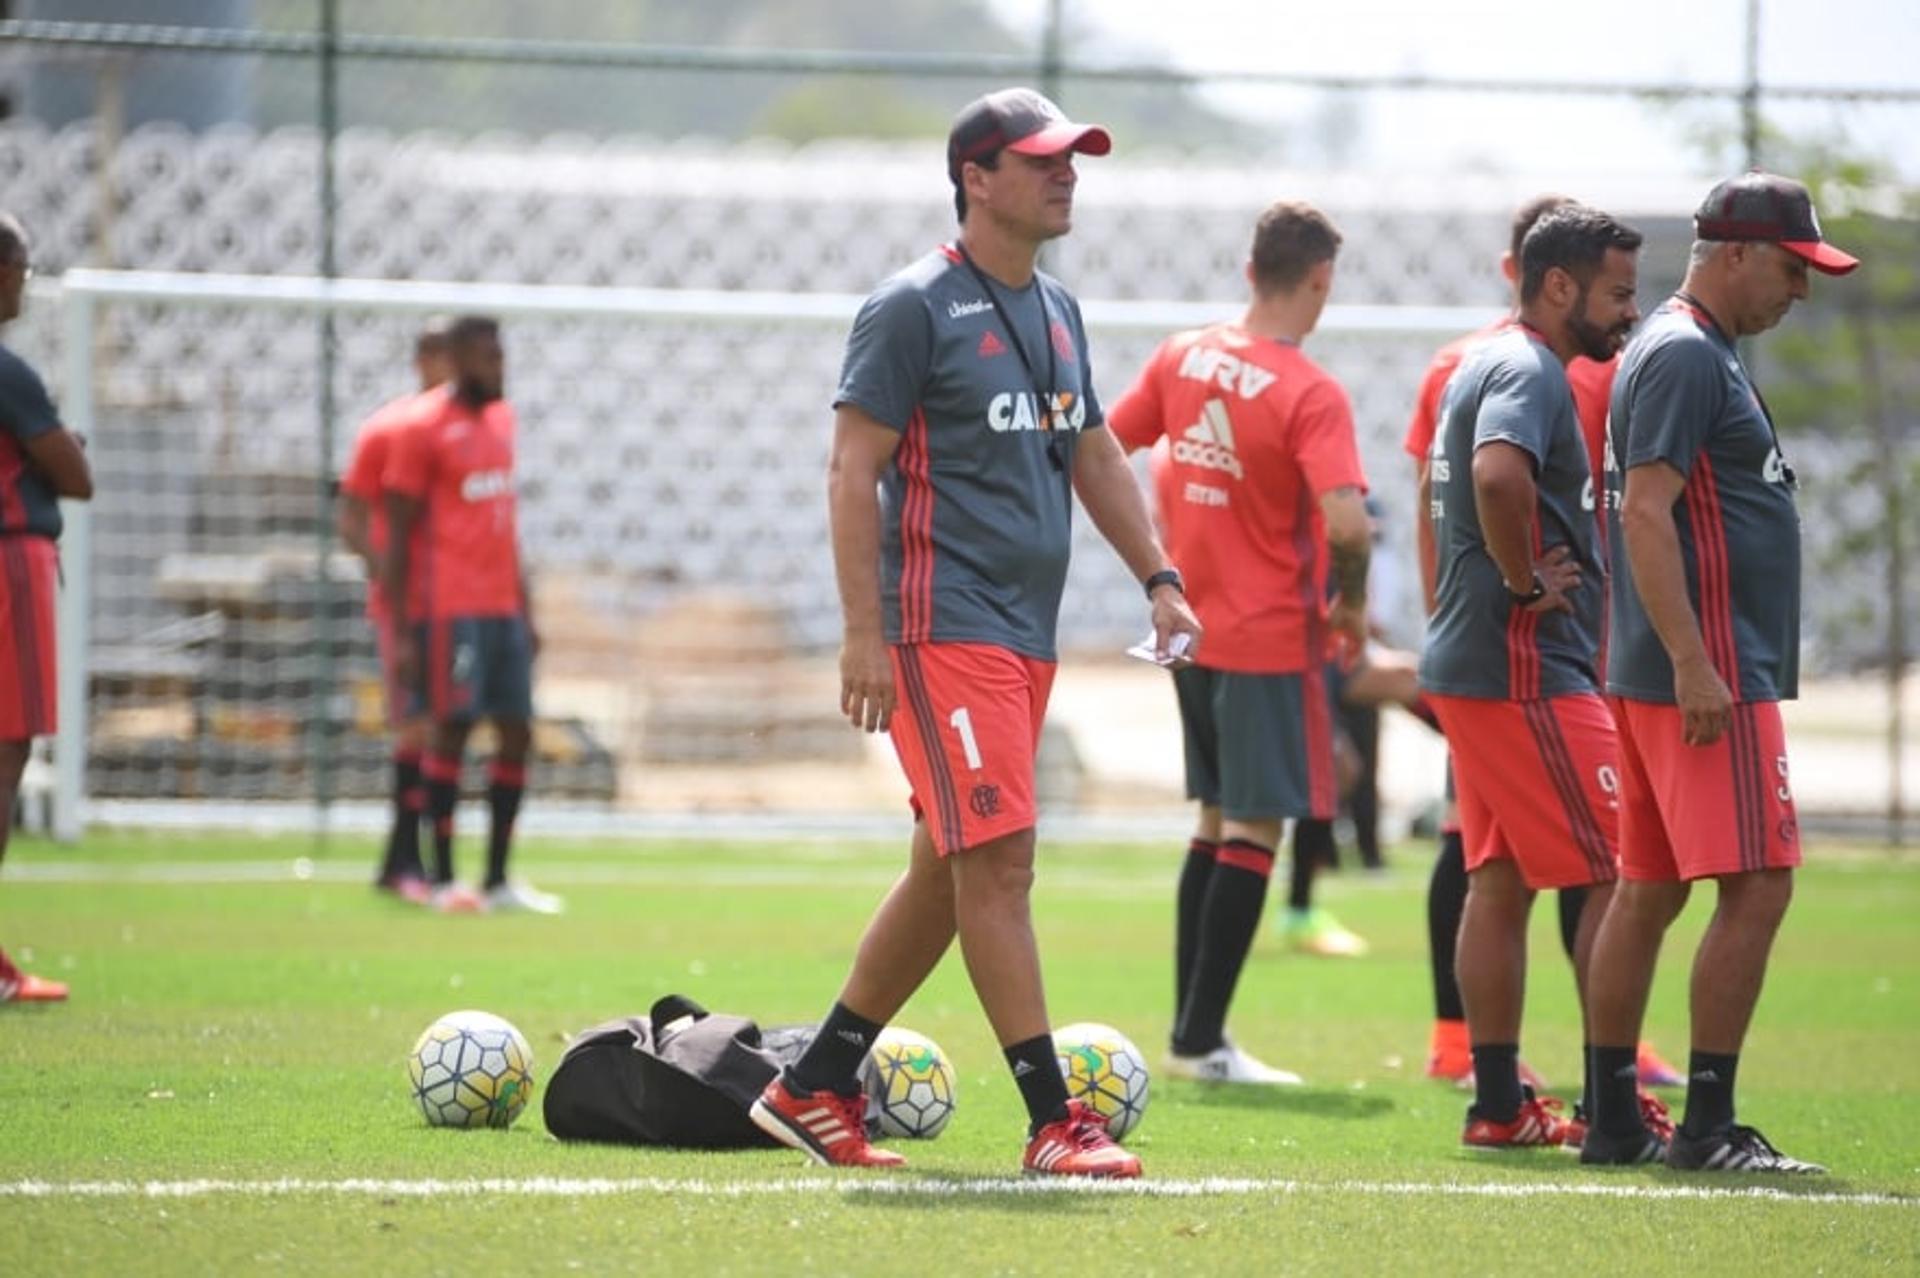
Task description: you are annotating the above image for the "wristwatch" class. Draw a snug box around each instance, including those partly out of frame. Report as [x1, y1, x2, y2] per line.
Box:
[1506, 573, 1547, 606]
[1144, 568, 1184, 599]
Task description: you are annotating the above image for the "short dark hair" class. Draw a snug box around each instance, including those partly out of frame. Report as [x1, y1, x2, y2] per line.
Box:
[415, 316, 454, 357]
[1518, 205, 1643, 303]
[1509, 194, 1572, 265]
[953, 152, 1000, 223]
[447, 314, 500, 347]
[0, 211, 28, 266]
[1249, 201, 1342, 294]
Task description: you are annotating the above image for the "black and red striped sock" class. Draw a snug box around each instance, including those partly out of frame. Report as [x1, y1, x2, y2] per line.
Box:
[484, 759, 526, 891]
[1172, 837, 1275, 1056]
[380, 748, 425, 882]
[1174, 837, 1218, 1027]
[423, 753, 461, 885]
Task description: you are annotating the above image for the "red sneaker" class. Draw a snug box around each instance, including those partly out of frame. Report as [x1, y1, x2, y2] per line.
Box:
[749, 1075, 905, 1169]
[1023, 1099, 1142, 1179]
[1463, 1092, 1572, 1148]
[1636, 1041, 1685, 1089]
[0, 950, 67, 1004]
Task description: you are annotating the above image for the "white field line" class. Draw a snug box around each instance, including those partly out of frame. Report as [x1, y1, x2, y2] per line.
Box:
[0, 1174, 1911, 1209]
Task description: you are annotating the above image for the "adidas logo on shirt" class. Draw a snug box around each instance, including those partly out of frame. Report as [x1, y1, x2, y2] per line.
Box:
[978, 330, 1007, 358]
[1172, 399, 1244, 480]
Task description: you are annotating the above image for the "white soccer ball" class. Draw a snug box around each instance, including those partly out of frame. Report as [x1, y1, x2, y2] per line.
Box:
[1052, 1021, 1150, 1142]
[857, 1026, 957, 1140]
[406, 1009, 535, 1129]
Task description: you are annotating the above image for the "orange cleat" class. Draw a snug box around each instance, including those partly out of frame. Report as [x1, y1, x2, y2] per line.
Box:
[1425, 1020, 1547, 1091]
[1023, 1099, 1142, 1178]
[1636, 1041, 1685, 1089]
[0, 949, 68, 1004]
[750, 1074, 905, 1169]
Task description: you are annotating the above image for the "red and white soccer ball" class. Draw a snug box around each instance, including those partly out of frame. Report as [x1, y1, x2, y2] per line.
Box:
[407, 1009, 535, 1129]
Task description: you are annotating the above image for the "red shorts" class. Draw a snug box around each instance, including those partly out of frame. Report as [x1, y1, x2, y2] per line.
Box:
[0, 537, 58, 740]
[889, 642, 1056, 856]
[1611, 697, 1801, 881]
[1428, 692, 1619, 890]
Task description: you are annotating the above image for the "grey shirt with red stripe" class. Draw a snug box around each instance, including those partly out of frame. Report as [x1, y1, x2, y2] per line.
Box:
[834, 246, 1102, 662]
[1418, 327, 1605, 700]
[1605, 301, 1800, 704]
[0, 344, 64, 540]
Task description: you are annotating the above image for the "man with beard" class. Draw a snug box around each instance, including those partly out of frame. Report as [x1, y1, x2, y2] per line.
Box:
[384, 316, 559, 916]
[1418, 205, 1650, 1148]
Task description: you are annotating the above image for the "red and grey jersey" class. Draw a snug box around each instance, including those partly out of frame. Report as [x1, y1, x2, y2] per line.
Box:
[0, 344, 65, 541]
[1606, 300, 1801, 704]
[834, 246, 1102, 662]
[1418, 327, 1604, 700]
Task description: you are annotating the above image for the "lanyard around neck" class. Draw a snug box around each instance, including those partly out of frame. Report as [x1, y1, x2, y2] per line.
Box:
[955, 243, 1059, 432]
[1671, 292, 1795, 488]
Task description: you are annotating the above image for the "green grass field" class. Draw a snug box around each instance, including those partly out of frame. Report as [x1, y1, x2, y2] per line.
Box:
[2, 830, 1917, 1275]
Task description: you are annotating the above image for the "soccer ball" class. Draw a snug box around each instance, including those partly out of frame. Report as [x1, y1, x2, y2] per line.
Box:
[407, 1010, 535, 1129]
[1053, 1021, 1150, 1142]
[857, 1026, 957, 1140]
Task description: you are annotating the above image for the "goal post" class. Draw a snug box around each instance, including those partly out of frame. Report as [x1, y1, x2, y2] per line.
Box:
[48, 267, 1495, 843]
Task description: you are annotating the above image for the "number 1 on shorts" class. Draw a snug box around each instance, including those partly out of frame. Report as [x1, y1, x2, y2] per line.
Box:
[949, 706, 983, 771]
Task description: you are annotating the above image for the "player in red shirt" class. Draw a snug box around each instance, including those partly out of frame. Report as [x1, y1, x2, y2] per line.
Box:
[337, 321, 452, 903]
[1110, 201, 1371, 1083]
[383, 316, 558, 916]
[0, 213, 93, 1004]
[1405, 196, 1680, 1093]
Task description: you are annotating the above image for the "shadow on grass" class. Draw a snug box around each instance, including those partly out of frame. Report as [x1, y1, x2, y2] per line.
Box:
[1163, 1083, 1395, 1122]
[1451, 1150, 1884, 1200]
[835, 1167, 1130, 1214]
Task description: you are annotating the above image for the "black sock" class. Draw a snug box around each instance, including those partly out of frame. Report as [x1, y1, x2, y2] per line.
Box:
[1173, 838, 1274, 1056]
[1469, 1043, 1524, 1122]
[1590, 1043, 1642, 1138]
[423, 753, 460, 885]
[484, 760, 526, 891]
[788, 1001, 884, 1097]
[379, 751, 424, 881]
[1427, 830, 1468, 1021]
[1005, 1034, 1071, 1134]
[1581, 1039, 1594, 1118]
[1289, 820, 1332, 911]
[1680, 1051, 1739, 1138]
[1557, 885, 1586, 962]
[1174, 838, 1217, 1028]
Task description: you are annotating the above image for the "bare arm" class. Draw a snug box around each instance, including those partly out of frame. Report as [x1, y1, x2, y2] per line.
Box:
[1471, 440, 1577, 613]
[828, 405, 902, 732]
[1071, 425, 1202, 661]
[1320, 484, 1371, 653]
[383, 493, 422, 682]
[23, 429, 93, 501]
[1620, 461, 1730, 746]
[336, 493, 372, 566]
[1415, 463, 1438, 616]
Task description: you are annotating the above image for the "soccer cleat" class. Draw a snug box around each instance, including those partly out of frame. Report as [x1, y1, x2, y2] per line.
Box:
[1164, 1039, 1302, 1086]
[750, 1074, 905, 1169]
[377, 874, 434, 905]
[1425, 1020, 1548, 1092]
[430, 883, 488, 914]
[1462, 1090, 1573, 1148]
[1666, 1124, 1826, 1174]
[0, 949, 67, 1004]
[1023, 1099, 1142, 1178]
[1636, 1040, 1685, 1089]
[1279, 906, 1369, 958]
[1563, 1090, 1673, 1150]
[1579, 1124, 1670, 1165]
[485, 881, 565, 915]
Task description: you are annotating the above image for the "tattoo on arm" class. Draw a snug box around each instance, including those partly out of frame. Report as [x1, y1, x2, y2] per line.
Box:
[1330, 537, 1370, 603]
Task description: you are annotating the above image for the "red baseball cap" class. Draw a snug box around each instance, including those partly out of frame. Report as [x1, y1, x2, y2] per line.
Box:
[1694, 171, 1860, 276]
[947, 88, 1112, 184]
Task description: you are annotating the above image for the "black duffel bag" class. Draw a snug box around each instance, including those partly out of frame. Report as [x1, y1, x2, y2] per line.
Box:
[542, 993, 813, 1148]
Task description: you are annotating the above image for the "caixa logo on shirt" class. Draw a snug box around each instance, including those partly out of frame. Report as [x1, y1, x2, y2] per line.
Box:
[986, 390, 1086, 434]
[1762, 448, 1790, 485]
[460, 469, 514, 502]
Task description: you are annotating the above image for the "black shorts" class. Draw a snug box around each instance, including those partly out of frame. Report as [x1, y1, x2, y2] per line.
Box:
[409, 615, 534, 723]
[1172, 665, 1337, 822]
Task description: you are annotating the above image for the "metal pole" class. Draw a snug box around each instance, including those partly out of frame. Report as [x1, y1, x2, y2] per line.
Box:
[312, 0, 341, 852]
[53, 293, 96, 845]
[1742, 0, 1762, 168]
[1040, 0, 1064, 104]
